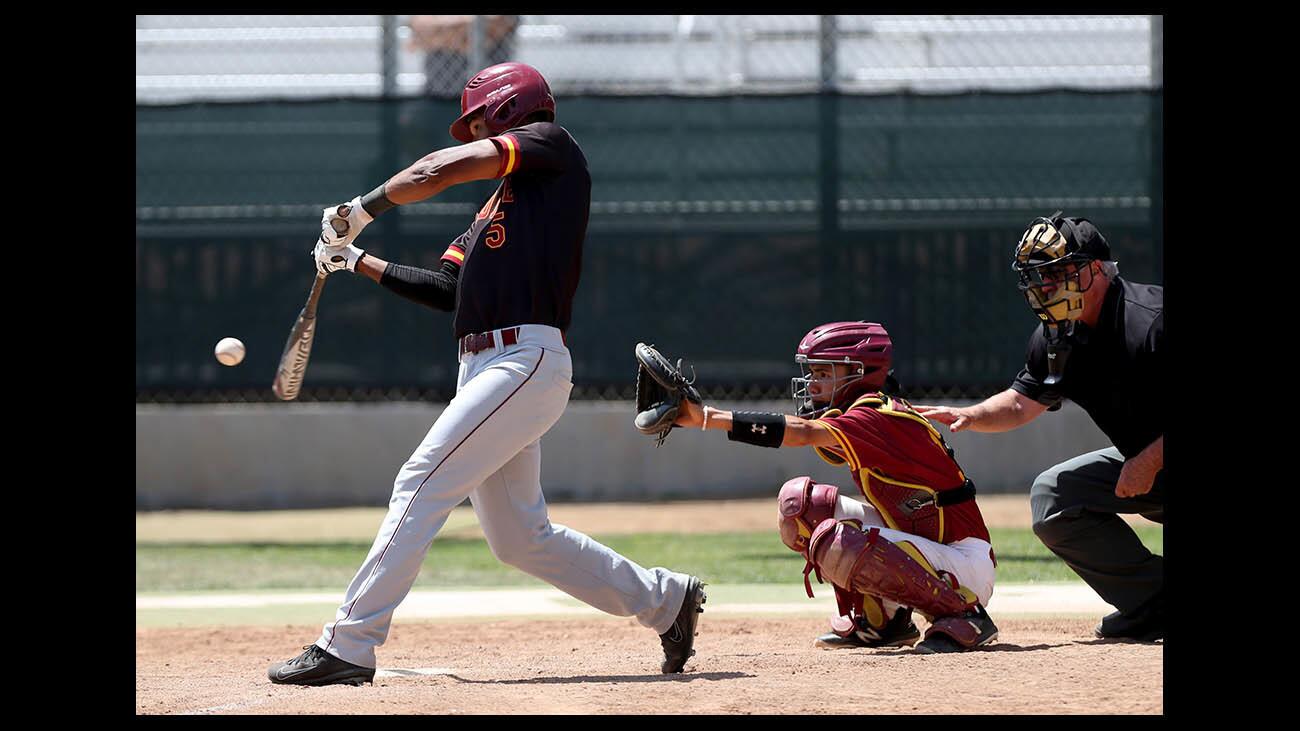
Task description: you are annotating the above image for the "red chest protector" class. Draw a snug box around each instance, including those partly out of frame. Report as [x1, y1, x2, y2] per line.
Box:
[813, 394, 976, 544]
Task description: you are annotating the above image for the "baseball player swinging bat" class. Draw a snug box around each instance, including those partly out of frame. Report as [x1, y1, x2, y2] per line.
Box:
[271, 271, 327, 401]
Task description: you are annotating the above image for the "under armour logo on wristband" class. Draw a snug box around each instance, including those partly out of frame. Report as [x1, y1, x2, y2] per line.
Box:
[752, 425, 767, 434]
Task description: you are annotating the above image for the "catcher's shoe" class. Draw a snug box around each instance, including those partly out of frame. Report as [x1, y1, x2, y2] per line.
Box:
[268, 644, 376, 686]
[815, 608, 921, 649]
[913, 605, 999, 654]
[660, 576, 706, 673]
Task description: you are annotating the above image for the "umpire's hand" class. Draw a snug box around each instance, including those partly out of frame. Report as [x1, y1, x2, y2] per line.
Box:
[913, 405, 972, 432]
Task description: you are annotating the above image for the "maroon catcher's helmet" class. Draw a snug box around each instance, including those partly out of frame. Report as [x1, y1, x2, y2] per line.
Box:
[791, 321, 893, 417]
[449, 62, 556, 143]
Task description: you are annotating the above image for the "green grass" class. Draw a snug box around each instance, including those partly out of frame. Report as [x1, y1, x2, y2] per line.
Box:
[136, 526, 1163, 593]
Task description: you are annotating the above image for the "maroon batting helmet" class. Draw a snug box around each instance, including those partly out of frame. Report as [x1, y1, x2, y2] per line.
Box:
[449, 62, 556, 143]
[791, 321, 893, 417]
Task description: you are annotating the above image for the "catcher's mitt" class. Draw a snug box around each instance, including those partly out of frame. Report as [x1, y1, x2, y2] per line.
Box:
[634, 342, 702, 447]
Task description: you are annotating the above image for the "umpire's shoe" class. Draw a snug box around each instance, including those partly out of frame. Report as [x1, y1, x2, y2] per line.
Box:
[1094, 609, 1164, 642]
[660, 576, 706, 673]
[815, 608, 921, 649]
[268, 644, 376, 686]
[913, 605, 999, 654]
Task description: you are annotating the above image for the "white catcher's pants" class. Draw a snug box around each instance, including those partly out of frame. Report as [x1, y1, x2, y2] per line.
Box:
[317, 325, 690, 668]
[834, 495, 996, 616]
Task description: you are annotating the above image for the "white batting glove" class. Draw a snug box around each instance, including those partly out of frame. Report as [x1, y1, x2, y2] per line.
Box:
[319, 196, 374, 251]
[312, 241, 365, 276]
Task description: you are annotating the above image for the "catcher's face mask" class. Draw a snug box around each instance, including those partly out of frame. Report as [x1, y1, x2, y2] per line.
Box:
[1012, 215, 1101, 328]
[792, 357, 863, 418]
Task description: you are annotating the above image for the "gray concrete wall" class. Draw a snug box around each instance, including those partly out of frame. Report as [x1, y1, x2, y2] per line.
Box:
[135, 400, 1112, 510]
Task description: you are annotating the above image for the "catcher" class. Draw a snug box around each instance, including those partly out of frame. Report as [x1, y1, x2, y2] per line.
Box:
[633, 323, 998, 653]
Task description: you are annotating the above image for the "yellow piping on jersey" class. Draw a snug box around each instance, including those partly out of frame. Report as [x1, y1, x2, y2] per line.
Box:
[818, 423, 861, 472]
[876, 396, 967, 481]
[502, 134, 519, 175]
[857, 467, 945, 542]
[812, 410, 849, 466]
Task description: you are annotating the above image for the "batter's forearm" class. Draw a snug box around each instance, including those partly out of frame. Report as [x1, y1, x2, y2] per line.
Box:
[374, 260, 460, 312]
[383, 141, 503, 205]
[355, 252, 387, 283]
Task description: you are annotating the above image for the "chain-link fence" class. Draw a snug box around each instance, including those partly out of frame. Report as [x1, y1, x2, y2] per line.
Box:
[136, 16, 1162, 404]
[136, 15, 1159, 103]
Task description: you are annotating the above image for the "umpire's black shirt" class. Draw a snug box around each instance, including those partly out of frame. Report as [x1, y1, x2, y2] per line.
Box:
[452, 121, 590, 340]
[1011, 276, 1164, 459]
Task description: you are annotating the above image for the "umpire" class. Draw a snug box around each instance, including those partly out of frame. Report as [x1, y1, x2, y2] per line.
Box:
[915, 212, 1164, 642]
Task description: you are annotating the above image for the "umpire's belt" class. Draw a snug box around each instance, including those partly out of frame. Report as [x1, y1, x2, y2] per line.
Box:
[903, 479, 978, 513]
[459, 327, 520, 357]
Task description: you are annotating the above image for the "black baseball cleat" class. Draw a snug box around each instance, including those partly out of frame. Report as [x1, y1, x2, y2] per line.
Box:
[268, 644, 376, 686]
[1094, 609, 1164, 642]
[660, 576, 706, 673]
[914, 604, 999, 654]
[815, 608, 921, 649]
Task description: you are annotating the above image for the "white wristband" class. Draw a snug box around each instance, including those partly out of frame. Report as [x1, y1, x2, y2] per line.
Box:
[701, 406, 711, 431]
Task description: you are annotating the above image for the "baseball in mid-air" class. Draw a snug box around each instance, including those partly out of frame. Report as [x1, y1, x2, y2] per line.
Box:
[214, 337, 246, 366]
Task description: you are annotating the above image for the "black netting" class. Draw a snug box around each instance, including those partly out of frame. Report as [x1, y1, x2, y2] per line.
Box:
[137, 91, 1161, 403]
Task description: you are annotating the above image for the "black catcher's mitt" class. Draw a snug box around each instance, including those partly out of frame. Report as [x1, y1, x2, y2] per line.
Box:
[634, 342, 703, 447]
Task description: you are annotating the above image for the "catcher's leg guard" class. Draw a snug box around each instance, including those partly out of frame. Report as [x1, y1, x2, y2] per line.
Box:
[916, 604, 998, 653]
[777, 476, 840, 558]
[806, 518, 978, 623]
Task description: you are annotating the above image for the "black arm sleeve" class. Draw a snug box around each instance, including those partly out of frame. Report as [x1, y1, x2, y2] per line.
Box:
[379, 260, 461, 312]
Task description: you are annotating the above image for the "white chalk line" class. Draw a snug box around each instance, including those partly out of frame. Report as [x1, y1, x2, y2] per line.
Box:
[138, 583, 1115, 618]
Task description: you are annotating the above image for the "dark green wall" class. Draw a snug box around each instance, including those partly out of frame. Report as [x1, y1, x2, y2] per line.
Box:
[136, 92, 1161, 400]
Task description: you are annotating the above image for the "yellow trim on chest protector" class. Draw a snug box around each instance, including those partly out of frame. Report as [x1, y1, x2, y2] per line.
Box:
[846, 393, 966, 479]
[813, 410, 850, 466]
[859, 467, 945, 540]
[878, 396, 964, 473]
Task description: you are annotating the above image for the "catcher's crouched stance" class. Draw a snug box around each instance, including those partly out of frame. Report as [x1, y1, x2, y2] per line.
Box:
[635, 322, 998, 653]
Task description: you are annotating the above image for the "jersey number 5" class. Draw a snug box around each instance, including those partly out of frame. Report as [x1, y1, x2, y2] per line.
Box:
[484, 211, 507, 249]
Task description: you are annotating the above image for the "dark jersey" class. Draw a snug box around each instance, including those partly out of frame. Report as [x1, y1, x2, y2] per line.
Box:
[813, 394, 992, 546]
[1011, 277, 1164, 459]
[451, 121, 591, 340]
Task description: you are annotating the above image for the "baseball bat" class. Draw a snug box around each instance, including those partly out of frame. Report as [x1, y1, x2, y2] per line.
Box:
[271, 272, 328, 401]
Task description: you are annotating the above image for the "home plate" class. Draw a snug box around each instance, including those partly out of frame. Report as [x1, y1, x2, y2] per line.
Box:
[376, 667, 457, 678]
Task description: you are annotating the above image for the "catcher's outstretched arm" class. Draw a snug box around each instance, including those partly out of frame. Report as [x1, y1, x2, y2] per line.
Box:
[676, 401, 840, 449]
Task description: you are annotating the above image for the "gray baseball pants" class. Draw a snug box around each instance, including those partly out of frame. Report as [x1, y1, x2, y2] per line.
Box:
[1029, 446, 1164, 621]
[315, 325, 690, 668]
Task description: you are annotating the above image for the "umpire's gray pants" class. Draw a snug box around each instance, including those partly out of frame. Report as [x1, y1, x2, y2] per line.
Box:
[1029, 447, 1164, 619]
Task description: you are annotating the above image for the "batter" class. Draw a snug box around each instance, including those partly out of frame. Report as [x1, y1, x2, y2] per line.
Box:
[268, 62, 705, 686]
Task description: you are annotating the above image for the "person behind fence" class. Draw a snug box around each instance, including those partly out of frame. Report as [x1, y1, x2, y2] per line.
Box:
[266, 61, 706, 687]
[407, 15, 518, 97]
[643, 321, 999, 654]
[914, 212, 1164, 642]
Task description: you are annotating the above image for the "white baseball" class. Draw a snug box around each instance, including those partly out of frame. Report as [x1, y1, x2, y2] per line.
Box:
[214, 337, 246, 366]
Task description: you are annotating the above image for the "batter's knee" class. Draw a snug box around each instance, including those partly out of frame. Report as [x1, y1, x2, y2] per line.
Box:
[485, 535, 536, 567]
[485, 523, 557, 568]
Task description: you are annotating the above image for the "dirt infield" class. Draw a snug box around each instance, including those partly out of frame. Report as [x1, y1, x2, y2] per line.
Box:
[136, 616, 1162, 715]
